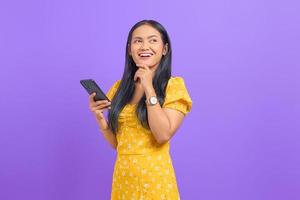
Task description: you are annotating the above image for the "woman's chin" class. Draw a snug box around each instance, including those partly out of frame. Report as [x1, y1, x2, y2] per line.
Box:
[135, 61, 153, 67]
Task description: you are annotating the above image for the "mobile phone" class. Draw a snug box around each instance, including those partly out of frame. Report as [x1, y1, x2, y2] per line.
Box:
[80, 79, 110, 102]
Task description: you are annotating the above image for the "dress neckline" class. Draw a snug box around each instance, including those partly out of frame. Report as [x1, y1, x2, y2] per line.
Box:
[126, 103, 137, 107]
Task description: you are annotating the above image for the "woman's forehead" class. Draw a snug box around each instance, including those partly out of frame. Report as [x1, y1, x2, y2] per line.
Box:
[132, 25, 161, 38]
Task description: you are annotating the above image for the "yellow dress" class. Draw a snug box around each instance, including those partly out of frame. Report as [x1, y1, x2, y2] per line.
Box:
[106, 76, 192, 200]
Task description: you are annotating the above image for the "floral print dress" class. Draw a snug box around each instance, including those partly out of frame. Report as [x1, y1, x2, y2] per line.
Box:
[106, 76, 192, 200]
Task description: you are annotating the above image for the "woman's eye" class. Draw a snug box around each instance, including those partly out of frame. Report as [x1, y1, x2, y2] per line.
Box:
[150, 39, 157, 43]
[134, 40, 142, 43]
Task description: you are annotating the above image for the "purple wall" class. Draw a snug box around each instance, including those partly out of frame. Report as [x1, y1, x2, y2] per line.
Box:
[0, 0, 299, 199]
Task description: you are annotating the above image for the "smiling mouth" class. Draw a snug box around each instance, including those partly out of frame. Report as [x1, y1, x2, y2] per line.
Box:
[138, 53, 153, 58]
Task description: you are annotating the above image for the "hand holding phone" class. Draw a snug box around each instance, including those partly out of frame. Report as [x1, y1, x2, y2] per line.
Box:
[80, 79, 110, 102]
[80, 79, 111, 128]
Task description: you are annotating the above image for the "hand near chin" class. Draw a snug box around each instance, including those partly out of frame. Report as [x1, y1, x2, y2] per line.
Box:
[134, 64, 154, 90]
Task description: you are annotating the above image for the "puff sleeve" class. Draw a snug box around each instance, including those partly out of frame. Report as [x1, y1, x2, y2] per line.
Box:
[162, 77, 193, 115]
[106, 80, 121, 101]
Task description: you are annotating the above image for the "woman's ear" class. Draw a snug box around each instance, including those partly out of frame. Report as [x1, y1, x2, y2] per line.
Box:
[163, 43, 169, 55]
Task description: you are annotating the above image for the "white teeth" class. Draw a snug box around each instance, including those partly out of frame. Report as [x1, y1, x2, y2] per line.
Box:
[139, 53, 152, 57]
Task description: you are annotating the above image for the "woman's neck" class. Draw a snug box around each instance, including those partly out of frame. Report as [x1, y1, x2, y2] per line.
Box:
[129, 82, 144, 104]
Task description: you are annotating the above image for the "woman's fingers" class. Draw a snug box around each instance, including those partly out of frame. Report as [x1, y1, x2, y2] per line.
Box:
[95, 100, 111, 106]
[134, 73, 138, 81]
[91, 107, 105, 113]
[88, 94, 111, 121]
[89, 92, 96, 103]
[134, 70, 142, 81]
[88, 93, 111, 120]
[90, 101, 111, 111]
[89, 93, 110, 103]
[89, 98, 110, 107]
[134, 64, 149, 81]
[91, 104, 110, 111]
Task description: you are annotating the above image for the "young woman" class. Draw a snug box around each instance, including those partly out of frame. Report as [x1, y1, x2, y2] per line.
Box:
[88, 20, 192, 200]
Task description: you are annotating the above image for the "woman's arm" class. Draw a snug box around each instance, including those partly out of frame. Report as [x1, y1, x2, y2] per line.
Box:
[145, 86, 185, 144]
[99, 126, 117, 149]
[89, 92, 117, 149]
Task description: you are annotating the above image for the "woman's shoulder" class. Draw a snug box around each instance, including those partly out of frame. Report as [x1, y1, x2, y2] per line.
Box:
[169, 75, 186, 82]
[165, 76, 190, 97]
[167, 76, 187, 88]
[163, 76, 192, 114]
[113, 79, 121, 87]
[106, 79, 121, 100]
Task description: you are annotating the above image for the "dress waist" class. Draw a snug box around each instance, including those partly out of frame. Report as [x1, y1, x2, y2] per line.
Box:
[117, 148, 170, 156]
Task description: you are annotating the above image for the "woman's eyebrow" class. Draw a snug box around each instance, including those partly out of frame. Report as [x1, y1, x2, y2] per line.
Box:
[132, 35, 159, 39]
[147, 35, 158, 39]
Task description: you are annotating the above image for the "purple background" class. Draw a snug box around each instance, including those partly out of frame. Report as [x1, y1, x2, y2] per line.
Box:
[0, 0, 299, 199]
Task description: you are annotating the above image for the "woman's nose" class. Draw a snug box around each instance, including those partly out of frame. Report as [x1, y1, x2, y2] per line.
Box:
[140, 41, 150, 50]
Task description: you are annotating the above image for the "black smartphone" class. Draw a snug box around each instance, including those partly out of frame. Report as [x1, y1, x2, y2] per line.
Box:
[80, 79, 110, 102]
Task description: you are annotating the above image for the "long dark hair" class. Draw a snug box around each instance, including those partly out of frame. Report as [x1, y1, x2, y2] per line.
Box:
[108, 20, 172, 134]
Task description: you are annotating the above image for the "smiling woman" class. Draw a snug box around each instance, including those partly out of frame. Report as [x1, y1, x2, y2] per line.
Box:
[130, 25, 168, 70]
[87, 20, 192, 200]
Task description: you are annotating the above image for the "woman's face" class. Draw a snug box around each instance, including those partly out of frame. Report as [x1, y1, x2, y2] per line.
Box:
[129, 24, 168, 71]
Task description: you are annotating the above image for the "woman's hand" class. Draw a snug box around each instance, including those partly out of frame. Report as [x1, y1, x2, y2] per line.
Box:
[134, 64, 155, 90]
[89, 92, 111, 130]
